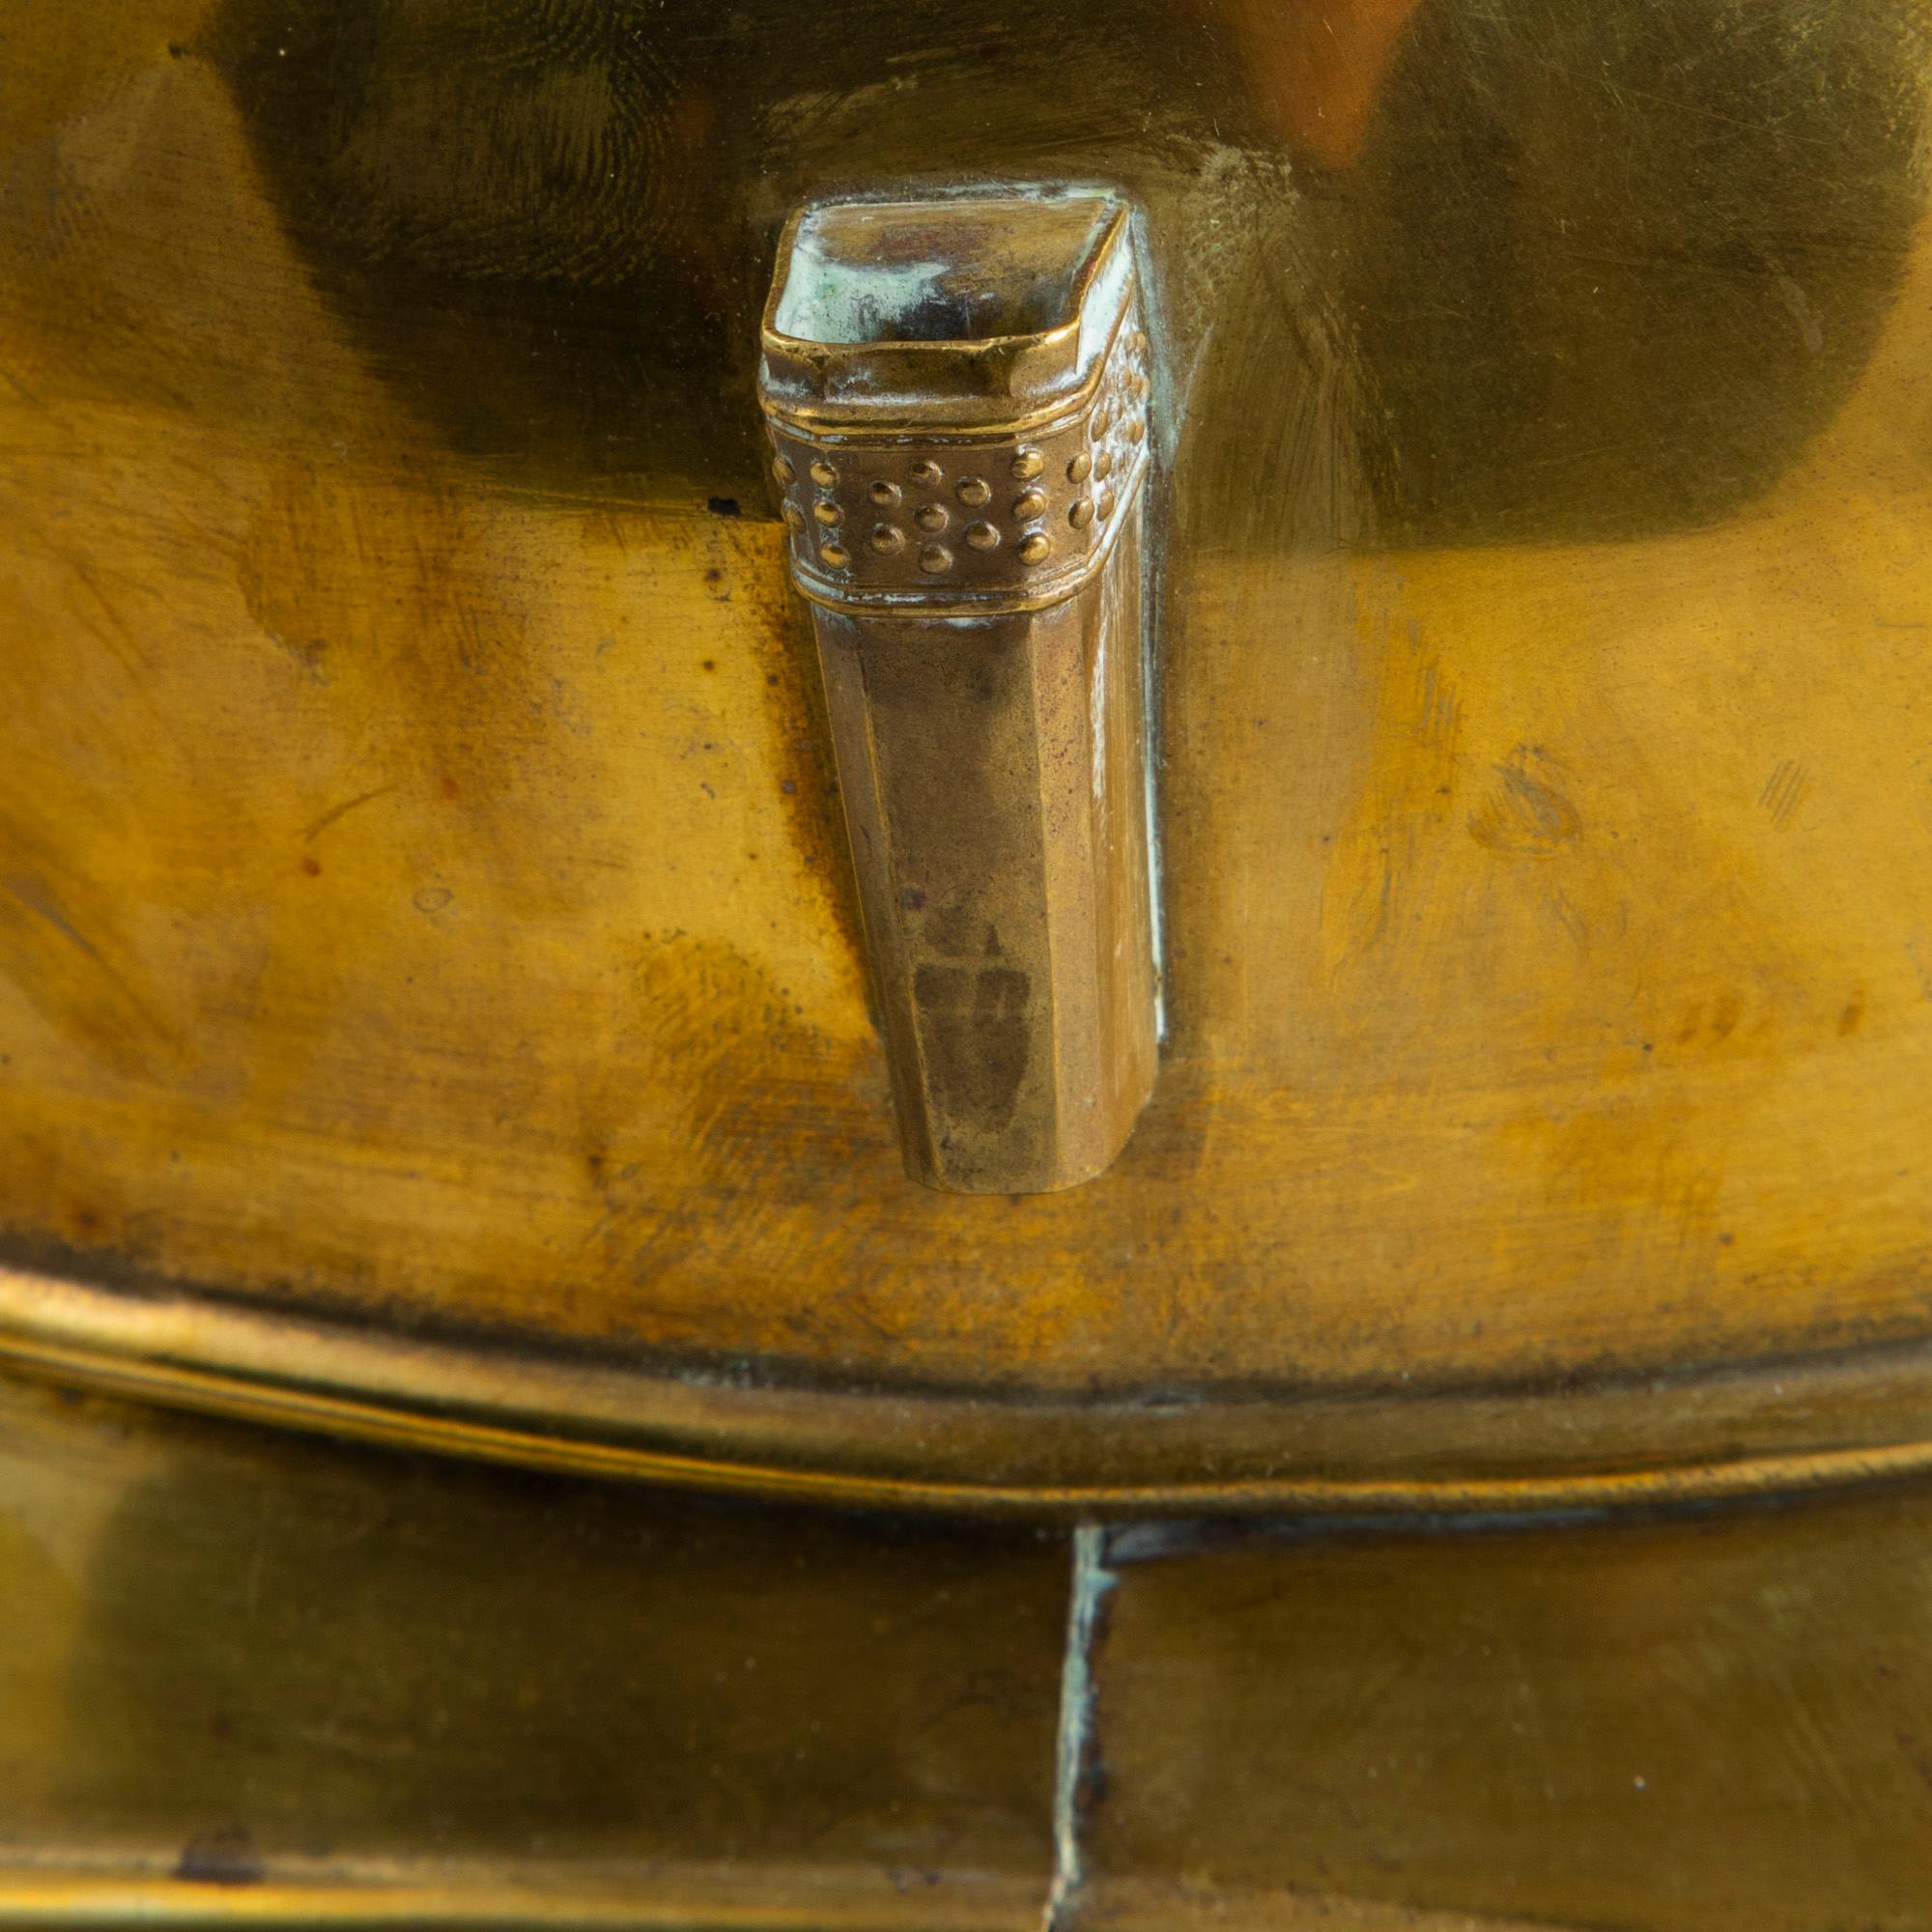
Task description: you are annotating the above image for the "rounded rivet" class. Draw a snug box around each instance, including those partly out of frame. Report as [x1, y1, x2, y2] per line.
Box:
[1097, 487, 1116, 520]
[1093, 410, 1111, 438]
[871, 524, 904, 554]
[1126, 416, 1145, 444]
[964, 522, 1000, 551]
[915, 502, 949, 533]
[1068, 497, 1095, 529]
[1067, 452, 1093, 484]
[869, 478, 901, 507]
[919, 544, 953, 574]
[1010, 447, 1044, 480]
[910, 458, 944, 487]
[812, 498, 843, 527]
[956, 476, 990, 506]
[773, 454, 796, 485]
[809, 459, 838, 488]
[1012, 488, 1046, 521]
[1095, 448, 1115, 481]
[820, 541, 850, 568]
[1017, 532, 1052, 566]
[781, 501, 806, 532]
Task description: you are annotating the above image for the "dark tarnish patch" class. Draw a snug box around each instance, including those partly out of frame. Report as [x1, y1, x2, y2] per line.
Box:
[1467, 753, 1581, 858]
[175, 1824, 264, 1887]
[1761, 758, 1808, 829]
[568, 932, 891, 1309]
[913, 956, 1032, 1136]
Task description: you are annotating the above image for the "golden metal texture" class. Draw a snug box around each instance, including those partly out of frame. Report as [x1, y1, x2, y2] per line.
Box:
[759, 195, 1157, 1191]
[1, 0, 1931, 1498]
[11, 1262, 1932, 1516]
[1081, 1489, 1932, 1930]
[5, 1371, 1932, 1928]
[0, 1372, 1066, 1925]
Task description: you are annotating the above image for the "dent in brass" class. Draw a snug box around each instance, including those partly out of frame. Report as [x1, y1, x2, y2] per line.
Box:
[759, 195, 1159, 1193]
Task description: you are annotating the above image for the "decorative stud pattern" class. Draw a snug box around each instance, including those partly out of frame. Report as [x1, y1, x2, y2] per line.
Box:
[763, 298, 1151, 600]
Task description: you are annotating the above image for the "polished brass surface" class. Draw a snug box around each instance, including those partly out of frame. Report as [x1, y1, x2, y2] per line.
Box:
[13, 1262, 1932, 1516]
[759, 195, 1157, 1191]
[1082, 1489, 1932, 1931]
[2, 0, 1932, 1494]
[7, 1370, 1932, 1928]
[0, 1372, 1065, 1923]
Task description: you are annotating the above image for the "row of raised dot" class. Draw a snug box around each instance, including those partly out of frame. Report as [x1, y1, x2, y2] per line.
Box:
[776, 440, 1094, 570]
[1068, 487, 1121, 531]
[780, 440, 1117, 497]
[812, 524, 1054, 574]
[865, 519, 1006, 556]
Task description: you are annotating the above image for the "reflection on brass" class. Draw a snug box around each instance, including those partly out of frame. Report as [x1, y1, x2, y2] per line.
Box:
[7, 1371, 1932, 1929]
[759, 195, 1158, 1193]
[0, 1373, 1065, 1919]
[1083, 1488, 1932, 1930]
[3, 0, 1932, 1495]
